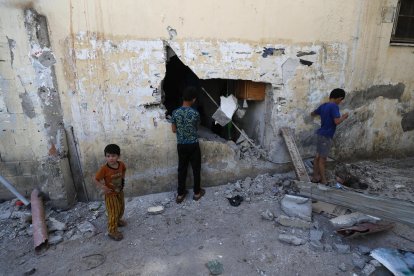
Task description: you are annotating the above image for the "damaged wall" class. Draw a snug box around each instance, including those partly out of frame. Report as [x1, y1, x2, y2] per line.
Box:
[0, 0, 413, 204]
[0, 6, 75, 207]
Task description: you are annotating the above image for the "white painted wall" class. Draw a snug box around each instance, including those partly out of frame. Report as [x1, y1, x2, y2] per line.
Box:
[0, 0, 413, 201]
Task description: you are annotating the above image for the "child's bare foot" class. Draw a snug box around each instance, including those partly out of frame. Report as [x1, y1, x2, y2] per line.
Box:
[118, 219, 127, 227]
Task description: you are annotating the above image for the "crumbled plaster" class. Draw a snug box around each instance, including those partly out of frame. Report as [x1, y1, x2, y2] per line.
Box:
[6, 36, 16, 67]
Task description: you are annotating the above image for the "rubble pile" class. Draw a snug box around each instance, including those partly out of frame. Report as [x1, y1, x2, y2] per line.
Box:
[0, 199, 105, 246]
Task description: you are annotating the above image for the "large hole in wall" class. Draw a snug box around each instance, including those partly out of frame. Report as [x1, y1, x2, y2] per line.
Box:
[162, 47, 268, 145]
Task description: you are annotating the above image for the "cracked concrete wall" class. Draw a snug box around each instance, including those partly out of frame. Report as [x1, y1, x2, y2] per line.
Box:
[0, 0, 413, 202]
[0, 7, 75, 207]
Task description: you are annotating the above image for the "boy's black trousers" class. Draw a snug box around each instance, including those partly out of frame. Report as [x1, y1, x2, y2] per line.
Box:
[177, 142, 201, 196]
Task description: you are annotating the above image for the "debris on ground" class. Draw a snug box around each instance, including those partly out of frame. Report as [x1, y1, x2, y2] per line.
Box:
[330, 212, 381, 229]
[0, 157, 413, 275]
[147, 205, 165, 215]
[206, 259, 224, 275]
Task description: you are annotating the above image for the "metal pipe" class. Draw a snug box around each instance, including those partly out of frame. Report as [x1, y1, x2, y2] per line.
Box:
[31, 189, 48, 251]
[0, 175, 30, 205]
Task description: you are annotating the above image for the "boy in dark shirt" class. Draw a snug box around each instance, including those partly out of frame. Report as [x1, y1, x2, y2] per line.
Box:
[171, 87, 205, 203]
[311, 88, 349, 184]
[94, 144, 127, 241]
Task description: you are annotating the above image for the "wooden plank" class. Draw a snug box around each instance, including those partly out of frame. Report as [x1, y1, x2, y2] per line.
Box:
[280, 127, 310, 182]
[294, 180, 414, 227]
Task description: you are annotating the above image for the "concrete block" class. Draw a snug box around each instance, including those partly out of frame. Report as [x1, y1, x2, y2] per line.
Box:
[276, 215, 311, 229]
[361, 263, 376, 275]
[309, 229, 323, 241]
[147, 205, 164, 215]
[278, 234, 306, 246]
[334, 243, 351, 254]
[281, 195, 312, 221]
[330, 212, 380, 229]
[309, 240, 324, 251]
[352, 253, 367, 269]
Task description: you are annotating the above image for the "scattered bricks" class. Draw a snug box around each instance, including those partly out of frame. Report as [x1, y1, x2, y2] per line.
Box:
[261, 209, 274, 221]
[278, 234, 306, 246]
[352, 253, 367, 269]
[276, 215, 311, 229]
[147, 206, 164, 215]
[333, 243, 351, 254]
[281, 195, 312, 221]
[338, 263, 347, 272]
[309, 229, 323, 242]
[309, 240, 324, 251]
[361, 263, 376, 275]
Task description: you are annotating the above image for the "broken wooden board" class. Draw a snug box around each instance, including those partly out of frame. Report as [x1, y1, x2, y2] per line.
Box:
[294, 180, 414, 227]
[280, 127, 310, 182]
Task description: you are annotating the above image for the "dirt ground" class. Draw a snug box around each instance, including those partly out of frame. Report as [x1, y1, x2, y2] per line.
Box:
[1, 157, 414, 276]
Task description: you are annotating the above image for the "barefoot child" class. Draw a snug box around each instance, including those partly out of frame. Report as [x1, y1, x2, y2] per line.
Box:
[94, 144, 127, 241]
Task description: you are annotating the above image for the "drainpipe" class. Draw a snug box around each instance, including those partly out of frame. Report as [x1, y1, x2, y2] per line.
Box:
[31, 189, 48, 251]
[0, 175, 30, 206]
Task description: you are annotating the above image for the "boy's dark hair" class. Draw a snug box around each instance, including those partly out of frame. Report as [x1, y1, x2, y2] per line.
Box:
[182, 86, 198, 101]
[329, 88, 346, 99]
[104, 144, 120, 156]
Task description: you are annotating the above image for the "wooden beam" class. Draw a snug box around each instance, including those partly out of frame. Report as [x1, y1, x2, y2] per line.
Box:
[294, 181, 414, 227]
[280, 127, 310, 182]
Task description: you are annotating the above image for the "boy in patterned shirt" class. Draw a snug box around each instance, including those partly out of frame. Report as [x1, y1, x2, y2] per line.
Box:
[94, 144, 127, 241]
[171, 87, 205, 203]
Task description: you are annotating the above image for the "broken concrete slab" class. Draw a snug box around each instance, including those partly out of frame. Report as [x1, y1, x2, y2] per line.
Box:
[47, 217, 67, 232]
[260, 209, 274, 221]
[278, 234, 306, 246]
[330, 212, 381, 229]
[309, 240, 324, 251]
[206, 259, 223, 275]
[357, 245, 372, 255]
[281, 195, 312, 221]
[77, 221, 96, 235]
[295, 181, 414, 227]
[361, 263, 376, 275]
[352, 253, 368, 269]
[147, 206, 164, 215]
[333, 243, 351, 254]
[276, 215, 311, 229]
[309, 229, 323, 242]
[48, 234, 63, 246]
[338, 263, 347, 272]
[0, 209, 11, 220]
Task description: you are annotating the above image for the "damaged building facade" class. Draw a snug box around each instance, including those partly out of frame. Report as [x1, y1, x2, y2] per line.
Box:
[0, 0, 413, 207]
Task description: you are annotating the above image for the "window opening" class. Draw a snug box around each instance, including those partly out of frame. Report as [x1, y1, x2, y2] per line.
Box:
[391, 0, 414, 44]
[162, 47, 267, 145]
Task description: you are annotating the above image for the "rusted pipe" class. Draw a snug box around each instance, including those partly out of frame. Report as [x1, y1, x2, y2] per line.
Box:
[0, 175, 30, 206]
[31, 189, 48, 251]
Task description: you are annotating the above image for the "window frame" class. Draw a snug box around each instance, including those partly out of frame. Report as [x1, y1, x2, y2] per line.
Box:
[390, 0, 414, 45]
